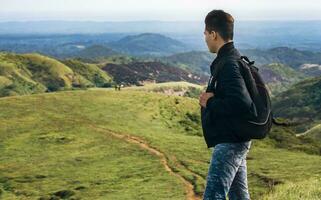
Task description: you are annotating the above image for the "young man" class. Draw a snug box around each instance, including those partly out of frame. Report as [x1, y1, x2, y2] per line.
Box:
[199, 10, 254, 200]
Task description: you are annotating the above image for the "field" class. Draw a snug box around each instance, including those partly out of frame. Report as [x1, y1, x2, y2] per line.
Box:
[1, 89, 321, 199]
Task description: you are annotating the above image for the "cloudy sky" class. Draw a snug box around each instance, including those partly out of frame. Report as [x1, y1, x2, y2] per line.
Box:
[1, 0, 321, 21]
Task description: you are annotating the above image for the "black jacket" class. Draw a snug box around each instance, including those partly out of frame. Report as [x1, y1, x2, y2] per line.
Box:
[201, 42, 254, 148]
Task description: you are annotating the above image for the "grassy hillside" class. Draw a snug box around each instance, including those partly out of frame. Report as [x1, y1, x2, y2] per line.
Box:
[0, 52, 96, 97]
[20, 53, 92, 89]
[272, 76, 321, 128]
[62, 59, 113, 87]
[1, 90, 321, 199]
[262, 177, 321, 200]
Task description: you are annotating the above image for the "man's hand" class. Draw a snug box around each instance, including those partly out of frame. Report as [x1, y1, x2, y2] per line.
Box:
[199, 92, 214, 108]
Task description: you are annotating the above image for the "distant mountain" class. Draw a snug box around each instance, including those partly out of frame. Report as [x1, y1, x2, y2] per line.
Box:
[0, 52, 113, 97]
[108, 33, 189, 56]
[101, 61, 208, 86]
[241, 47, 321, 69]
[161, 51, 213, 75]
[73, 45, 119, 59]
[0, 33, 127, 58]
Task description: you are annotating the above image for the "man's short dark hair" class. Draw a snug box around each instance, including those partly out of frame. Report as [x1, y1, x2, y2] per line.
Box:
[205, 10, 234, 42]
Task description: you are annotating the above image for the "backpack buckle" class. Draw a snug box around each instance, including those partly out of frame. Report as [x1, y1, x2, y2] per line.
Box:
[240, 56, 255, 65]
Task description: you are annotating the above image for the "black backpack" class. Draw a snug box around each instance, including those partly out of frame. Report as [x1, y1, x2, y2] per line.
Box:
[211, 55, 273, 140]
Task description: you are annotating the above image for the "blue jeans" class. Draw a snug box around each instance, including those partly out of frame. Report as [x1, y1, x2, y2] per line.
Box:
[203, 141, 252, 200]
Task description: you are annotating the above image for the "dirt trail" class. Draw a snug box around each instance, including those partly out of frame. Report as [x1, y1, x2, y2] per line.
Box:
[91, 125, 202, 200]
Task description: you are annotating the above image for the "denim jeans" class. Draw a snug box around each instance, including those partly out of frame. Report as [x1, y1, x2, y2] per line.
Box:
[203, 140, 252, 200]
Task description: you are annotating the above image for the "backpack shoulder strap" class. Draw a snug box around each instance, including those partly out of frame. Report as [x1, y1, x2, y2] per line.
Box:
[211, 55, 239, 81]
[206, 55, 242, 92]
[206, 56, 232, 92]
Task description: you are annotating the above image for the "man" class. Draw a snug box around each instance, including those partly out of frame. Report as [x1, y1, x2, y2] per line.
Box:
[199, 10, 254, 200]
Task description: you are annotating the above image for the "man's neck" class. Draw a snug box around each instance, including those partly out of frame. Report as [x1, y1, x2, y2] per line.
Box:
[216, 40, 233, 54]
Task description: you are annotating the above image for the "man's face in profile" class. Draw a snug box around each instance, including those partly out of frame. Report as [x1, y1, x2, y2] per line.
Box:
[204, 29, 217, 53]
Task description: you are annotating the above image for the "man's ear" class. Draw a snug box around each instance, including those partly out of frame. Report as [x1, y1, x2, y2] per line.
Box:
[210, 31, 217, 40]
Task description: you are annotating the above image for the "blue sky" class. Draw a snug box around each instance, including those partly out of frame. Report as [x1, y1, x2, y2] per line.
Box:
[1, 0, 321, 21]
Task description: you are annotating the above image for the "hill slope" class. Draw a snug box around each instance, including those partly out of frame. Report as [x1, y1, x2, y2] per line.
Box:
[272, 76, 321, 120]
[272, 75, 321, 135]
[260, 63, 307, 95]
[62, 59, 113, 87]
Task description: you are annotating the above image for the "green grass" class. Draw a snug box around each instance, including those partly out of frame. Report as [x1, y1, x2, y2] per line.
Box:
[1, 90, 321, 199]
[262, 177, 321, 200]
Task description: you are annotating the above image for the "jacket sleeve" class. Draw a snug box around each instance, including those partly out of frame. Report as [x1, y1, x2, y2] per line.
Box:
[205, 61, 254, 118]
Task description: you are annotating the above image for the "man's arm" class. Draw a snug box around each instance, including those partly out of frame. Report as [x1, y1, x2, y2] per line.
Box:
[205, 61, 254, 117]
